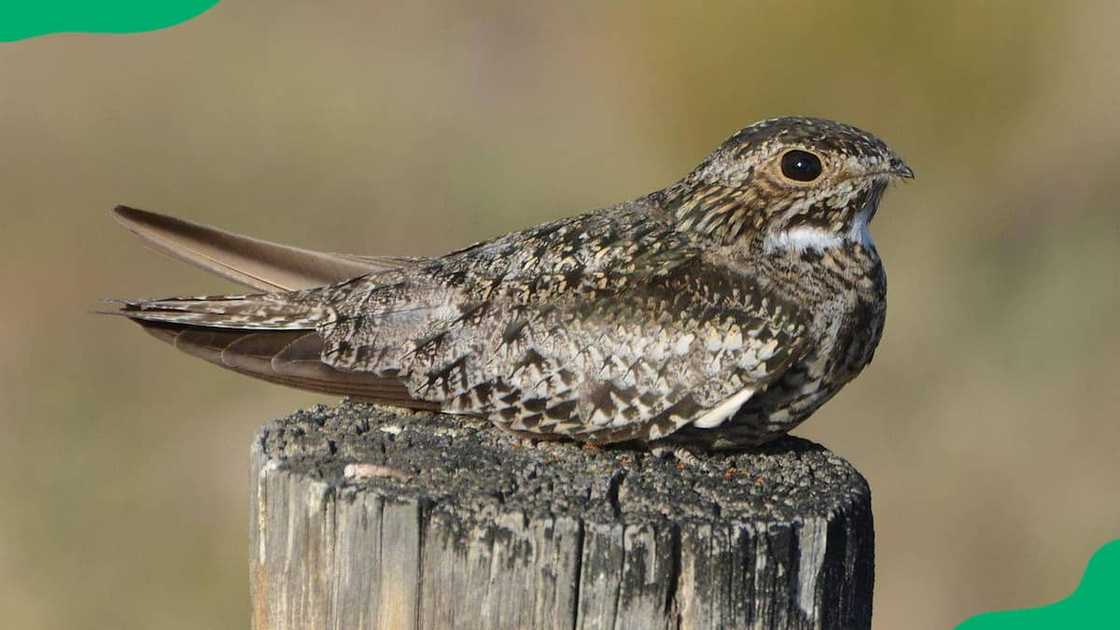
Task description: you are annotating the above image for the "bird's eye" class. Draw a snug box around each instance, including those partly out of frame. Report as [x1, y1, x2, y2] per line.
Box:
[780, 150, 823, 182]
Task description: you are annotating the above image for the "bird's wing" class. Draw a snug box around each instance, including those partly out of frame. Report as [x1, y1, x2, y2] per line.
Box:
[113, 205, 424, 292]
[316, 212, 810, 443]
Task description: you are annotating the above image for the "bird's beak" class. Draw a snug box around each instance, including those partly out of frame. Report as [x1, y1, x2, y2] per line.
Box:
[889, 158, 915, 179]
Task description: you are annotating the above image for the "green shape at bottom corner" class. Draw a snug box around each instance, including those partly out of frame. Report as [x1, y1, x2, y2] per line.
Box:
[0, 0, 220, 42]
[957, 539, 1120, 629]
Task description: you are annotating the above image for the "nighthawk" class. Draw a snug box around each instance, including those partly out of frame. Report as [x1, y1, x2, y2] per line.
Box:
[109, 117, 912, 450]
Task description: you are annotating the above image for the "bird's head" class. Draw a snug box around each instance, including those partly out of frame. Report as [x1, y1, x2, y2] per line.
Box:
[667, 117, 912, 253]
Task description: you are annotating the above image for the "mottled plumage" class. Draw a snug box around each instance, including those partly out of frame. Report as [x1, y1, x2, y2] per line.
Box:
[110, 117, 912, 450]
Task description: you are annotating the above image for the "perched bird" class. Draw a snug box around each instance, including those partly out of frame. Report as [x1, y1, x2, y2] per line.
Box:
[109, 117, 912, 450]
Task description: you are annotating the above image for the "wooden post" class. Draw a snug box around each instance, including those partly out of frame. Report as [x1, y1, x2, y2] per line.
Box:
[250, 401, 874, 630]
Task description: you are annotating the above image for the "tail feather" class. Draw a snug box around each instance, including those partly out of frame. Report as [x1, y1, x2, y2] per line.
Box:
[116, 294, 321, 330]
[134, 320, 436, 409]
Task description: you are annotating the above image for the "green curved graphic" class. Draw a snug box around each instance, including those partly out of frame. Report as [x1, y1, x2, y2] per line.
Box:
[0, 0, 220, 42]
[957, 539, 1120, 629]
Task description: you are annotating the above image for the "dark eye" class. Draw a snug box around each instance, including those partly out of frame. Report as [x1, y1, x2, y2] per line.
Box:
[780, 150, 823, 182]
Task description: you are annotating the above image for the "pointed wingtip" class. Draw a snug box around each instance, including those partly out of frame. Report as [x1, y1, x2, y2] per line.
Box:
[108, 203, 409, 292]
[112, 204, 157, 229]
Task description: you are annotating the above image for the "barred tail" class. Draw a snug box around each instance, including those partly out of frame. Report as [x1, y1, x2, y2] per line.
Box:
[113, 295, 436, 410]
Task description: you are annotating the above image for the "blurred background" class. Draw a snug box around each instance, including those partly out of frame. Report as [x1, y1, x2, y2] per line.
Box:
[1, 1, 1117, 628]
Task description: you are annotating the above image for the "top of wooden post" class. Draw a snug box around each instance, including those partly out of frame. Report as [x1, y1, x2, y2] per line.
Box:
[251, 400, 874, 629]
[258, 400, 867, 527]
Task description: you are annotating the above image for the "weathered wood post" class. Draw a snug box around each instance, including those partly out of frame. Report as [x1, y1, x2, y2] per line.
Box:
[250, 401, 873, 629]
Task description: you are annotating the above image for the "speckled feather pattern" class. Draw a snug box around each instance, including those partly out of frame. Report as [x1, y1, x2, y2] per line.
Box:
[117, 117, 911, 449]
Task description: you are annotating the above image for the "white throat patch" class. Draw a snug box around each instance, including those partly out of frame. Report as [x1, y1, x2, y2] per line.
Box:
[765, 206, 875, 254]
[766, 226, 845, 253]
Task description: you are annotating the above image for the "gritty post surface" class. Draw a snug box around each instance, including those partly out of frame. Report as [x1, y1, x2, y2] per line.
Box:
[250, 401, 874, 630]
